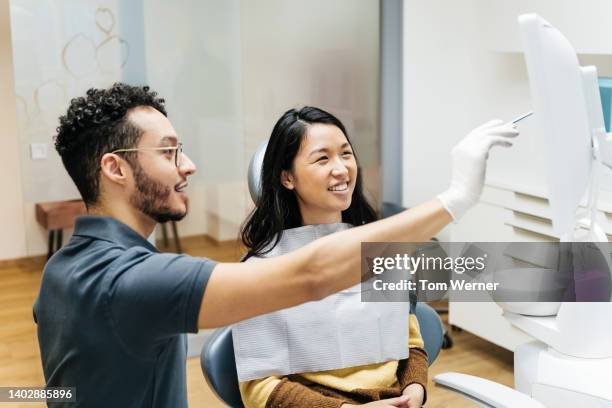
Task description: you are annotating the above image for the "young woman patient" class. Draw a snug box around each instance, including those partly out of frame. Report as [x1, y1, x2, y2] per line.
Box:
[238, 107, 428, 408]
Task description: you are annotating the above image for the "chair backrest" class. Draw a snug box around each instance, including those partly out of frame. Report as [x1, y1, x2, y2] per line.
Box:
[201, 327, 244, 408]
[247, 140, 268, 204]
[414, 302, 444, 364]
[201, 302, 445, 407]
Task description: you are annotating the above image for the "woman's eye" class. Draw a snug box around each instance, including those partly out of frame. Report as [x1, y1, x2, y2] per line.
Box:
[342, 151, 353, 156]
[316, 156, 328, 163]
[162, 149, 173, 156]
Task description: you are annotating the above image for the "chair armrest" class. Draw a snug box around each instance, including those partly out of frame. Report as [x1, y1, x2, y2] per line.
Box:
[433, 372, 545, 408]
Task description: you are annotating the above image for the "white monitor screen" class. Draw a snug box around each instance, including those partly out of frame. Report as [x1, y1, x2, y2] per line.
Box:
[519, 14, 592, 236]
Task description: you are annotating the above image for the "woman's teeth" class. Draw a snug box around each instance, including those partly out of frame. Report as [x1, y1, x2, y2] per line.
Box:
[328, 183, 348, 192]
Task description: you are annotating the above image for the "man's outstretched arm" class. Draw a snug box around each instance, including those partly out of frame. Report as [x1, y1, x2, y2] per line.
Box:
[198, 199, 448, 328]
[198, 120, 518, 328]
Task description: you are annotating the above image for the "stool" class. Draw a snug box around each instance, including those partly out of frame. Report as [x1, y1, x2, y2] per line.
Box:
[35, 199, 87, 259]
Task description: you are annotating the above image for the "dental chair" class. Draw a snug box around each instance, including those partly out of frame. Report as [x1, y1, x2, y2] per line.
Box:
[201, 141, 447, 407]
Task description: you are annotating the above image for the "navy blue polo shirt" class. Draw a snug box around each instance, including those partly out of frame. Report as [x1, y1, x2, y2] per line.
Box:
[33, 216, 216, 407]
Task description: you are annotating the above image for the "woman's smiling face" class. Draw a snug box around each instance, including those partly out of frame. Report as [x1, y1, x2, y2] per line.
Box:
[281, 123, 357, 225]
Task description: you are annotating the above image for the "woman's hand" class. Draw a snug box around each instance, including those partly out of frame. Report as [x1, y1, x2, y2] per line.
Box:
[342, 395, 411, 407]
[402, 383, 425, 408]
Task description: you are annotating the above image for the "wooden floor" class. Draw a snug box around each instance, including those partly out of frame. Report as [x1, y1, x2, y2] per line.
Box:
[0, 236, 513, 407]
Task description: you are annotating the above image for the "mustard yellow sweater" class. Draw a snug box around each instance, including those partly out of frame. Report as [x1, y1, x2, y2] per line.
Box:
[239, 314, 428, 408]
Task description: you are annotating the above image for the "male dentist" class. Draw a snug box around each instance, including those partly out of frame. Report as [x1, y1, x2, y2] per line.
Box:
[34, 83, 517, 407]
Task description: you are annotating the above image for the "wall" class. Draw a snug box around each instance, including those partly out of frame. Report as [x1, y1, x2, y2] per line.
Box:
[142, 0, 245, 241]
[0, 0, 381, 259]
[8, 0, 144, 256]
[239, 0, 381, 210]
[402, 0, 488, 242]
[0, 0, 26, 260]
[143, 0, 381, 241]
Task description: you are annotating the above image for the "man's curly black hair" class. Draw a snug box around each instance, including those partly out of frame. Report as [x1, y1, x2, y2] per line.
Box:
[54, 83, 167, 206]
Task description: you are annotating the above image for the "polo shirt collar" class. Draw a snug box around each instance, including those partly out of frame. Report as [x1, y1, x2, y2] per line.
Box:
[73, 215, 159, 252]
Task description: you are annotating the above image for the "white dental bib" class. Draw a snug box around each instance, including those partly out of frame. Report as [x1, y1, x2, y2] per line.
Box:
[232, 223, 410, 381]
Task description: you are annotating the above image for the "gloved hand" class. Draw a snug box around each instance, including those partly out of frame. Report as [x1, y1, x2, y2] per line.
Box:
[437, 119, 519, 221]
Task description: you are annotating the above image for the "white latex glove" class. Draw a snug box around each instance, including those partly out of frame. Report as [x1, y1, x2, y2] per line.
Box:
[437, 119, 519, 221]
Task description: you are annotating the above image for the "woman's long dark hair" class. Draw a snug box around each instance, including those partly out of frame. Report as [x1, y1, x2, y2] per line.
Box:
[241, 106, 378, 259]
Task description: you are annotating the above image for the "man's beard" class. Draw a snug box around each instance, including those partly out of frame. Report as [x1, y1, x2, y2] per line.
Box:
[130, 163, 187, 223]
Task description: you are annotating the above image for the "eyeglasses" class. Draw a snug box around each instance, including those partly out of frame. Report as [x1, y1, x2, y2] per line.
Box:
[111, 142, 184, 167]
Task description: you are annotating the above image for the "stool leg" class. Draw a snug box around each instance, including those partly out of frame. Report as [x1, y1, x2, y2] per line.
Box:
[56, 229, 63, 252]
[47, 230, 55, 260]
[171, 221, 182, 253]
[161, 223, 169, 248]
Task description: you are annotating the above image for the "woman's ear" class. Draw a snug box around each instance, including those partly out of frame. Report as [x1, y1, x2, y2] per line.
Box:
[280, 170, 295, 190]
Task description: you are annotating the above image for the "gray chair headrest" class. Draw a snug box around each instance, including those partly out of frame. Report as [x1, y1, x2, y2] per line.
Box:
[247, 140, 269, 204]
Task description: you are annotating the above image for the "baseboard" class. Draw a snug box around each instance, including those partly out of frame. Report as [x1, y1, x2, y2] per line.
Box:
[0, 255, 46, 270]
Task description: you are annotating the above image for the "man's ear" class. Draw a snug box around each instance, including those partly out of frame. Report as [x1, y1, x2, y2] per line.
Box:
[280, 170, 295, 190]
[99, 153, 130, 186]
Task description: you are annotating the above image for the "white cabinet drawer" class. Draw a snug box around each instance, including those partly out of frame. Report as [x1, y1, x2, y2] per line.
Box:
[505, 210, 557, 241]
